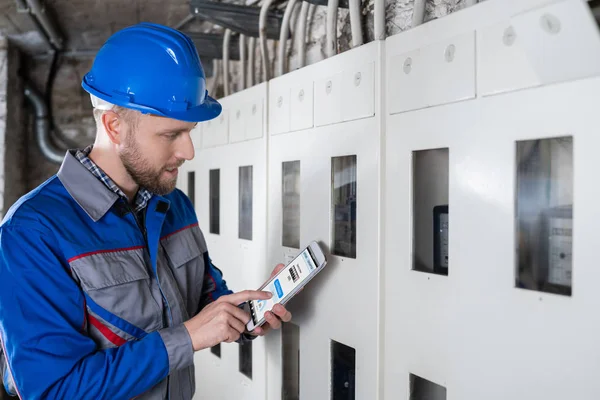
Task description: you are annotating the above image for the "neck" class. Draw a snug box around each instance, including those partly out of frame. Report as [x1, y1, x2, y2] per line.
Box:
[88, 140, 139, 203]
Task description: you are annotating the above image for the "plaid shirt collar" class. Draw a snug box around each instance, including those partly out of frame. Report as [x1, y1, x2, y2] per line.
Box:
[74, 145, 153, 213]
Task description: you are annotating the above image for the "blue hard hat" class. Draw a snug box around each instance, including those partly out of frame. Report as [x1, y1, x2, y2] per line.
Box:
[82, 22, 221, 122]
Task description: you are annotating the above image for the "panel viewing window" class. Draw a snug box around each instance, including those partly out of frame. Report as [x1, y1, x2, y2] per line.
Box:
[330, 340, 355, 400]
[412, 148, 449, 275]
[516, 136, 573, 296]
[282, 161, 301, 249]
[209, 169, 220, 234]
[282, 322, 300, 400]
[332, 156, 357, 258]
[187, 171, 195, 207]
[211, 344, 221, 358]
[239, 341, 252, 379]
[409, 374, 446, 400]
[239, 166, 253, 240]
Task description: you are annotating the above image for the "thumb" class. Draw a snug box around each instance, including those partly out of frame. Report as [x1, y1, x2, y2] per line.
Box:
[270, 263, 285, 279]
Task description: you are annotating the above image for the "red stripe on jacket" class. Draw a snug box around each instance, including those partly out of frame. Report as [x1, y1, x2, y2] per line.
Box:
[68, 245, 146, 263]
[87, 314, 127, 347]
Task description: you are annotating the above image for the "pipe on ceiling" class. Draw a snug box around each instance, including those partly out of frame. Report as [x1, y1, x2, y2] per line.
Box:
[412, 0, 426, 27]
[297, 1, 310, 68]
[223, 29, 232, 96]
[240, 34, 247, 90]
[209, 59, 220, 96]
[23, 82, 65, 164]
[248, 36, 256, 87]
[277, 0, 299, 76]
[349, 0, 363, 47]
[259, 0, 275, 81]
[374, 0, 385, 40]
[25, 0, 63, 50]
[326, 0, 339, 57]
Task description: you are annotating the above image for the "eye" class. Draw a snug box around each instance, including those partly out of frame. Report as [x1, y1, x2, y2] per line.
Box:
[164, 132, 179, 140]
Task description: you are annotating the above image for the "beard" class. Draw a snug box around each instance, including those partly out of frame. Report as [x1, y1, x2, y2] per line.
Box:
[119, 133, 183, 196]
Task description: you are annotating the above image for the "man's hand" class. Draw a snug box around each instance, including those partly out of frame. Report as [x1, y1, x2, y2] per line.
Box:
[248, 264, 293, 337]
[184, 290, 272, 351]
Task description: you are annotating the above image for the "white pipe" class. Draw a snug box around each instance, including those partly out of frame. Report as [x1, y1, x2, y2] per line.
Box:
[374, 0, 385, 40]
[297, 1, 310, 68]
[278, 0, 299, 76]
[208, 59, 220, 96]
[240, 34, 247, 90]
[464, 0, 478, 5]
[289, 1, 300, 36]
[223, 29, 232, 96]
[259, 0, 275, 81]
[412, 0, 426, 27]
[248, 37, 256, 87]
[349, 0, 363, 47]
[326, 0, 339, 57]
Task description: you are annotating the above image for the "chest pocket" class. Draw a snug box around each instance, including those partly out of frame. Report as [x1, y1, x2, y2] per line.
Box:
[70, 247, 164, 334]
[161, 228, 205, 317]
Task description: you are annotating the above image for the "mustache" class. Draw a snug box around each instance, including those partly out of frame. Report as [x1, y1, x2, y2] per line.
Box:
[164, 160, 185, 170]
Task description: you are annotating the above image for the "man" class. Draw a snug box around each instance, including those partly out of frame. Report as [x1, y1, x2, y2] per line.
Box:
[0, 22, 290, 399]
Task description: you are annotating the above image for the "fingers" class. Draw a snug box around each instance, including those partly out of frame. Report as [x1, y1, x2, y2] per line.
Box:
[264, 311, 282, 330]
[226, 312, 247, 334]
[224, 327, 241, 343]
[219, 289, 272, 305]
[272, 304, 292, 322]
[270, 263, 285, 279]
[251, 326, 266, 336]
[223, 303, 253, 325]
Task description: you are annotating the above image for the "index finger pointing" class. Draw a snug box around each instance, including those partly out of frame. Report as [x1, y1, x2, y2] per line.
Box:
[218, 289, 273, 305]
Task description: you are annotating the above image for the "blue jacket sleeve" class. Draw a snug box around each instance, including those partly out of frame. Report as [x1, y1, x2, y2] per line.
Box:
[199, 252, 234, 309]
[0, 225, 190, 400]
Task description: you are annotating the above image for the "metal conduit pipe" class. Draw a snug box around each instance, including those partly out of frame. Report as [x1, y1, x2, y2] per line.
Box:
[259, 0, 275, 81]
[374, 0, 385, 40]
[326, 0, 339, 57]
[209, 59, 221, 96]
[174, 14, 196, 30]
[297, 1, 310, 68]
[240, 34, 247, 90]
[25, 0, 63, 49]
[349, 0, 363, 47]
[277, 0, 299, 76]
[23, 82, 64, 164]
[223, 29, 232, 96]
[412, 0, 426, 27]
[464, 0, 478, 5]
[248, 37, 256, 87]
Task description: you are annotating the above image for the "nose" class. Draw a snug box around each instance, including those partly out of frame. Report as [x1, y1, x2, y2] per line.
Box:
[176, 131, 195, 161]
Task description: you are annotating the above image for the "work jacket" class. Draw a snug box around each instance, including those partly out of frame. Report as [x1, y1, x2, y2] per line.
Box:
[0, 151, 236, 399]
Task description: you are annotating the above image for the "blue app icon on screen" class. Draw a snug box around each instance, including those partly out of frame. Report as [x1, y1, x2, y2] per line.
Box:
[274, 279, 283, 298]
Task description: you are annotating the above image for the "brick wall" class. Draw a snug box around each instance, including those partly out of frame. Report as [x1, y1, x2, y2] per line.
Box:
[0, 37, 27, 219]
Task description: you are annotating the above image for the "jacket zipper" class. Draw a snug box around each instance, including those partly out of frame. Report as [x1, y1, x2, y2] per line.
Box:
[124, 201, 172, 400]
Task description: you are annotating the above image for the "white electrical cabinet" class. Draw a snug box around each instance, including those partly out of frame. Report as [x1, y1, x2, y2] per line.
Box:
[383, 1, 600, 400]
[266, 41, 383, 400]
[175, 1, 600, 399]
[179, 83, 269, 400]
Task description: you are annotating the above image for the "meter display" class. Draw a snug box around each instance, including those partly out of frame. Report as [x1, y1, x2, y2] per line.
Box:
[433, 205, 449, 275]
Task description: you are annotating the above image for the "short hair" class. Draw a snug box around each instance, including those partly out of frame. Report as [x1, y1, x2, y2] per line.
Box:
[90, 94, 139, 130]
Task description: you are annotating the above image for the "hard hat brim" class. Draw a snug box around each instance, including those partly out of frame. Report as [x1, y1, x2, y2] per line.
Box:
[83, 78, 222, 123]
[166, 95, 222, 123]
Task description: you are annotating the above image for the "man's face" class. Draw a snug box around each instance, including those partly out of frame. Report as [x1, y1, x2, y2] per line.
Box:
[118, 113, 197, 196]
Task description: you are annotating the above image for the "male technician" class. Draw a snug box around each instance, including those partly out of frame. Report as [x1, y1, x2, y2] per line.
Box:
[0, 22, 290, 399]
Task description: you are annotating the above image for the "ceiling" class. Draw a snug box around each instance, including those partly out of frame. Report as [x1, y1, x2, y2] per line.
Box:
[0, 0, 215, 55]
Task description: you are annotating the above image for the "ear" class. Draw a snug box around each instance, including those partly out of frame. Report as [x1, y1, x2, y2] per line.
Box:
[101, 110, 124, 145]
